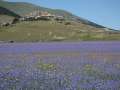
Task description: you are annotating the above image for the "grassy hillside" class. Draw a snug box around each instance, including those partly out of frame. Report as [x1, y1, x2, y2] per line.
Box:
[0, 15, 14, 23]
[0, 6, 20, 17]
[0, 6, 20, 23]
[0, 0, 120, 42]
[0, 21, 120, 42]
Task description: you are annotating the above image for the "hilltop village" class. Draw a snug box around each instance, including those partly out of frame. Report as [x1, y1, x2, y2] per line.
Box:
[20, 11, 64, 21]
[0, 10, 65, 27]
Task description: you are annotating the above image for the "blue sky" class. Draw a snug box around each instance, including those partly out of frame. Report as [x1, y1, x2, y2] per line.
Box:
[6, 0, 120, 30]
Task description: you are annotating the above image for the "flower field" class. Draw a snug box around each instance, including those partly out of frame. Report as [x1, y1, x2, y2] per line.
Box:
[0, 42, 120, 90]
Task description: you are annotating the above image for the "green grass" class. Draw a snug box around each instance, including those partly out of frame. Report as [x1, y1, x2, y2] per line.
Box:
[0, 21, 120, 42]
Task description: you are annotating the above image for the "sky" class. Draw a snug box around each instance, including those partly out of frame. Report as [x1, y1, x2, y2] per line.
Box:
[6, 0, 120, 30]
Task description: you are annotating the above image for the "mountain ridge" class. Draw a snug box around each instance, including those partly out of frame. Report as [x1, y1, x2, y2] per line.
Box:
[0, 0, 108, 29]
[0, 6, 20, 18]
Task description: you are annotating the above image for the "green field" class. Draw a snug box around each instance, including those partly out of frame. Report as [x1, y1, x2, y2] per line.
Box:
[0, 21, 120, 42]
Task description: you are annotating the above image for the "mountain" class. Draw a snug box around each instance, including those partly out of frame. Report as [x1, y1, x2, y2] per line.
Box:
[0, 0, 120, 42]
[0, 6, 20, 24]
[0, 6, 20, 18]
[0, 0, 105, 28]
[0, 0, 75, 18]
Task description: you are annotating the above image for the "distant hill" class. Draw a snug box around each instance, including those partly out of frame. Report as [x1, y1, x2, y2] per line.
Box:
[0, 6, 20, 18]
[0, 6, 20, 24]
[0, 0, 106, 29]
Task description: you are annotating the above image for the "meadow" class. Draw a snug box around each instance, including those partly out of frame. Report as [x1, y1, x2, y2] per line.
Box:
[0, 21, 120, 42]
[0, 42, 120, 90]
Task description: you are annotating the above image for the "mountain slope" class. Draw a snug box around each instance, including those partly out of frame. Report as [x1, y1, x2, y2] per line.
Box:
[0, 0, 105, 28]
[0, 6, 20, 18]
[0, 0, 75, 19]
[0, 0, 120, 42]
[0, 6, 20, 24]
